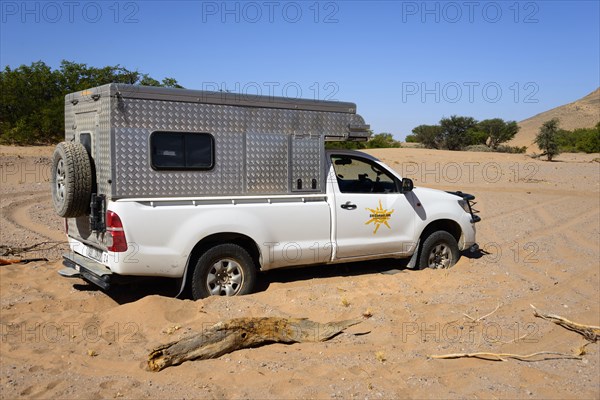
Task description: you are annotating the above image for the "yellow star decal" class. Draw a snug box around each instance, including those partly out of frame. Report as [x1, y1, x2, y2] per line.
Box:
[365, 200, 394, 234]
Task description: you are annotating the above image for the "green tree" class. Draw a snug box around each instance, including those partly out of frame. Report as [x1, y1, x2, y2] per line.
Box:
[411, 124, 444, 149]
[325, 141, 366, 150]
[475, 118, 520, 149]
[534, 119, 561, 161]
[575, 123, 600, 153]
[557, 123, 600, 153]
[161, 77, 184, 88]
[0, 60, 186, 145]
[0, 61, 62, 144]
[404, 134, 418, 143]
[140, 74, 161, 87]
[465, 128, 488, 146]
[365, 133, 401, 148]
[439, 115, 477, 150]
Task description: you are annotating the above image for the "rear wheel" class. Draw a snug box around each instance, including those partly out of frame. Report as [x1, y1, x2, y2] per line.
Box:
[191, 244, 257, 299]
[418, 231, 460, 269]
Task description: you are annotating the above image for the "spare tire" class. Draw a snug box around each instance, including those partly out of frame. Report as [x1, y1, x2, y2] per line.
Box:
[51, 142, 93, 218]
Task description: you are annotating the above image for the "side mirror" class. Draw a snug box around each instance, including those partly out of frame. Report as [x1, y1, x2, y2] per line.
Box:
[401, 178, 414, 193]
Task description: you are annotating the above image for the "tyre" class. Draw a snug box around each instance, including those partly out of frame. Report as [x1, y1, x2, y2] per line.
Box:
[191, 244, 257, 299]
[417, 231, 460, 269]
[51, 141, 93, 218]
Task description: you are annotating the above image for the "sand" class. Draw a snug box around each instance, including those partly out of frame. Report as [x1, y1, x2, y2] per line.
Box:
[1, 145, 599, 399]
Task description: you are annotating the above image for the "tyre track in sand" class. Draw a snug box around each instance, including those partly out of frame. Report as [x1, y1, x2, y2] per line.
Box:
[1, 191, 66, 244]
[475, 200, 599, 290]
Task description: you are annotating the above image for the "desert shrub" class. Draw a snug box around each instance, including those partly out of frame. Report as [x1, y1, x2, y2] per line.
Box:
[465, 144, 526, 154]
[464, 145, 495, 152]
[496, 145, 527, 154]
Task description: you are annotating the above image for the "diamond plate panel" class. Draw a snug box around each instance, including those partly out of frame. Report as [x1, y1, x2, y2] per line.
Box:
[114, 128, 243, 197]
[65, 96, 112, 196]
[111, 99, 244, 197]
[291, 136, 323, 192]
[106, 96, 362, 198]
[64, 95, 111, 245]
[96, 96, 112, 197]
[246, 133, 288, 194]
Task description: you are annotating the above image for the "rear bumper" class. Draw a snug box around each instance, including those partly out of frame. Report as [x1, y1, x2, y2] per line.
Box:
[59, 252, 112, 290]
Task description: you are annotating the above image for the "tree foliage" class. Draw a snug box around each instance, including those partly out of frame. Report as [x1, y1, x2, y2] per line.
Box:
[364, 133, 401, 148]
[475, 118, 520, 149]
[439, 116, 478, 150]
[556, 122, 600, 153]
[325, 132, 401, 150]
[534, 119, 561, 161]
[404, 134, 418, 143]
[410, 116, 520, 151]
[411, 125, 444, 149]
[325, 140, 366, 150]
[0, 61, 183, 145]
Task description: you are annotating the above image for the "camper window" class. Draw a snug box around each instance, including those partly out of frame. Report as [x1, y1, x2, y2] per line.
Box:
[151, 132, 214, 170]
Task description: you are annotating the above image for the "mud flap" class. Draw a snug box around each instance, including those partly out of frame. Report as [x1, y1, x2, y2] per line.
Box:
[406, 239, 420, 270]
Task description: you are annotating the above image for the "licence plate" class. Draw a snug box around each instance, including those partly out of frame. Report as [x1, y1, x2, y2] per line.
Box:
[85, 245, 104, 262]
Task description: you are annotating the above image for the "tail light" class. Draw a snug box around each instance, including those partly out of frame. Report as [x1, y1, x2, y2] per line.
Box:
[106, 211, 128, 252]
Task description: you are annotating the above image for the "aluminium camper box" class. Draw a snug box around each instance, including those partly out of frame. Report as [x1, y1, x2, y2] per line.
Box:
[63, 84, 370, 247]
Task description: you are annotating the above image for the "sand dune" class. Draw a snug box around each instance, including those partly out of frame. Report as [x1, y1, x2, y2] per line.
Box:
[1, 146, 599, 399]
[510, 88, 600, 150]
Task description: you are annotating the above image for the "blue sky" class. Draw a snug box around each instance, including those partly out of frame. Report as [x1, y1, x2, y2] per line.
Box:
[1, 0, 599, 139]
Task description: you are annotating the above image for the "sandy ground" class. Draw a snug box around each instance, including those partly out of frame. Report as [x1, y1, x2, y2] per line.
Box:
[1, 145, 599, 399]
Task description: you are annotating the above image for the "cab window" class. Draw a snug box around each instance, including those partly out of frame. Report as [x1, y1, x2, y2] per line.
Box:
[331, 155, 399, 194]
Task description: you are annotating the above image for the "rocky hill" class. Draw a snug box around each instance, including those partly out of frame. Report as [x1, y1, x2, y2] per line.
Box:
[510, 88, 600, 150]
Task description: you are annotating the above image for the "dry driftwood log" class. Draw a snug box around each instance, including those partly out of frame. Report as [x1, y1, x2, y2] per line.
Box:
[531, 304, 600, 342]
[148, 317, 363, 371]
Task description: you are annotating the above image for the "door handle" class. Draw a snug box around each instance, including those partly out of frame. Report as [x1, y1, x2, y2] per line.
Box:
[341, 201, 357, 210]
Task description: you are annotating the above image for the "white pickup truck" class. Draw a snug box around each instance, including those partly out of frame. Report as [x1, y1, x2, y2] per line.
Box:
[53, 84, 479, 299]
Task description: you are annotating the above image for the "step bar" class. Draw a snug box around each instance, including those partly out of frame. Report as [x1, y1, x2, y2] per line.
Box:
[59, 252, 112, 290]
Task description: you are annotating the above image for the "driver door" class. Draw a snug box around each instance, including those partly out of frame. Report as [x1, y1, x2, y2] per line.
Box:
[329, 154, 415, 259]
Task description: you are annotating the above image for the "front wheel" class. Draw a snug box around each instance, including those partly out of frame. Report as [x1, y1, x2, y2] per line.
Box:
[418, 231, 460, 269]
[191, 244, 257, 300]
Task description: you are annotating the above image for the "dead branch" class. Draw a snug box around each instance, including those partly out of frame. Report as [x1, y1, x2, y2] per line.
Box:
[0, 258, 48, 265]
[531, 304, 600, 342]
[463, 302, 502, 322]
[148, 317, 363, 371]
[430, 351, 581, 362]
[0, 241, 64, 257]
